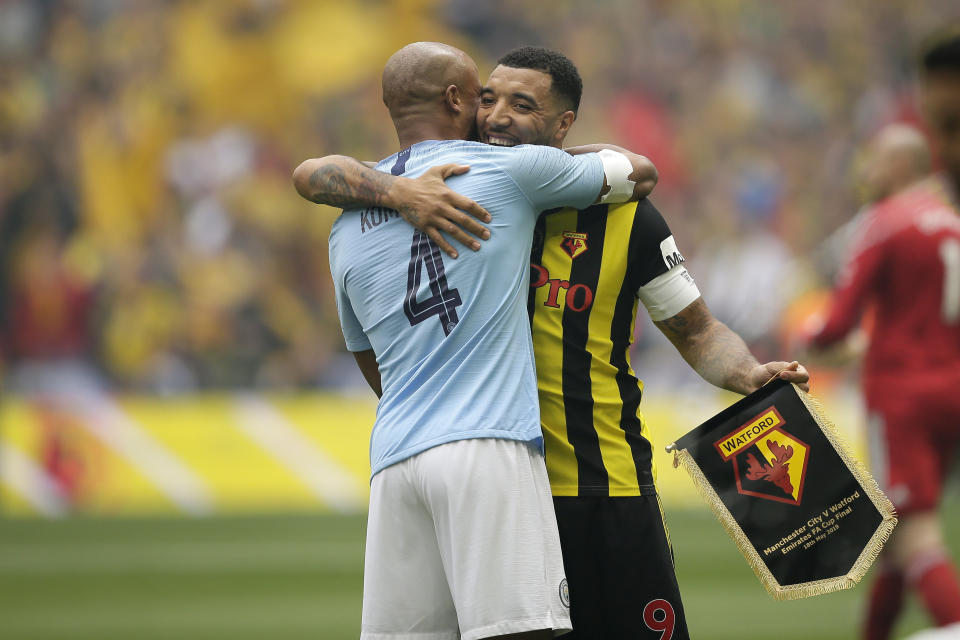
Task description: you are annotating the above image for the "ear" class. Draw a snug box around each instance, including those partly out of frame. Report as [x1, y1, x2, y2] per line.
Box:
[443, 84, 462, 114]
[553, 110, 576, 145]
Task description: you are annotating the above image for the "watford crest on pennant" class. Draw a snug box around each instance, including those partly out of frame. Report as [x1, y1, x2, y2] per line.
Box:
[714, 407, 809, 505]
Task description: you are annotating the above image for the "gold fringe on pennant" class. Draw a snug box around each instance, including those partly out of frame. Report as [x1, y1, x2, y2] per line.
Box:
[792, 385, 898, 587]
[669, 383, 898, 600]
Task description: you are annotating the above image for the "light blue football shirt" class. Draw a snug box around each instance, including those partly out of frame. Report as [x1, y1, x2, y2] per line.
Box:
[328, 140, 605, 477]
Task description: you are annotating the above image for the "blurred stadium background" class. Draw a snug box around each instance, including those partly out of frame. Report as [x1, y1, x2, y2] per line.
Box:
[1, 0, 959, 638]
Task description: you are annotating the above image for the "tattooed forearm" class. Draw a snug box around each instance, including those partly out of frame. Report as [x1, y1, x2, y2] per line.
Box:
[686, 320, 759, 394]
[655, 312, 690, 338]
[655, 298, 758, 394]
[306, 163, 395, 208]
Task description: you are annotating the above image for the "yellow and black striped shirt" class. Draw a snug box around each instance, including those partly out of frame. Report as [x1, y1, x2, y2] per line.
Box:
[529, 199, 695, 496]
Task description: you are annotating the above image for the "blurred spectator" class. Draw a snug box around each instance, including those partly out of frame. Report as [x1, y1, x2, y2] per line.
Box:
[1, 0, 958, 392]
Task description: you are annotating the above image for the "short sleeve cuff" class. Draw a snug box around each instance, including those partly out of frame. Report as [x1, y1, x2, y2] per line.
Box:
[344, 334, 373, 352]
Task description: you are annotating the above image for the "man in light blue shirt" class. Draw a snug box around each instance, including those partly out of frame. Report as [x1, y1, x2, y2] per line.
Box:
[330, 139, 602, 477]
[295, 42, 640, 640]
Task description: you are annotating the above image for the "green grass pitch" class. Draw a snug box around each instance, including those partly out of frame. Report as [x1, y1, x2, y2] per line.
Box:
[1, 497, 957, 639]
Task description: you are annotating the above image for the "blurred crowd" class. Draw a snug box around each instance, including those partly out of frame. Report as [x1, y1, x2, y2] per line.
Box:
[1, 0, 957, 393]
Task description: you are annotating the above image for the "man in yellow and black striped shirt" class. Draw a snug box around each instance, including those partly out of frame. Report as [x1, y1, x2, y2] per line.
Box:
[473, 47, 810, 639]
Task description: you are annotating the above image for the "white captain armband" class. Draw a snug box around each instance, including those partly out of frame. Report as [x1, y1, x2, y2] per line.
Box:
[597, 149, 635, 204]
[637, 265, 701, 321]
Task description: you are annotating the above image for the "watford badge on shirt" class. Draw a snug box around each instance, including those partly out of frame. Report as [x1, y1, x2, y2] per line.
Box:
[667, 379, 897, 600]
[560, 231, 588, 259]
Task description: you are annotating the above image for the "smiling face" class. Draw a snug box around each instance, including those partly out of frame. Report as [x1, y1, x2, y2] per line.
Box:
[477, 65, 575, 149]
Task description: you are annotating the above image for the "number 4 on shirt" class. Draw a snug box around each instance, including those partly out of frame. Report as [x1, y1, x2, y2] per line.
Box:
[404, 230, 463, 336]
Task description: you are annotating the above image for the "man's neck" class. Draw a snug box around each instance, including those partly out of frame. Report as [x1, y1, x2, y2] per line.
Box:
[395, 116, 467, 149]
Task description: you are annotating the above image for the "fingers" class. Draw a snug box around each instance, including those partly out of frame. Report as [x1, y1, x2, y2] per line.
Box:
[433, 164, 471, 179]
[450, 201, 491, 238]
[442, 220, 483, 253]
[425, 214, 483, 259]
[776, 361, 806, 378]
[454, 195, 492, 224]
[426, 227, 459, 260]
[776, 361, 811, 392]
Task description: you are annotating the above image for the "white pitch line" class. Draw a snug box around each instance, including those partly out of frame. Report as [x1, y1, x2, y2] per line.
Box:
[60, 392, 213, 515]
[0, 441, 69, 517]
[232, 395, 366, 513]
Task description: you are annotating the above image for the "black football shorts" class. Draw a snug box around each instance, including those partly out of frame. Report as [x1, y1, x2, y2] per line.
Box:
[553, 494, 690, 639]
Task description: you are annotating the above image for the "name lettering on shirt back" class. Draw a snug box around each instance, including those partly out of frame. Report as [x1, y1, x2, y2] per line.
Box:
[360, 207, 401, 233]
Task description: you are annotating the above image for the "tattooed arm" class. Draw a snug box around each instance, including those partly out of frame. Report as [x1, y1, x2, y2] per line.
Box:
[292, 155, 490, 258]
[655, 298, 810, 394]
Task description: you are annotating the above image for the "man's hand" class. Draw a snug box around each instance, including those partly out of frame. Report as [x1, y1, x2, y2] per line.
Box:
[388, 164, 491, 259]
[744, 361, 810, 394]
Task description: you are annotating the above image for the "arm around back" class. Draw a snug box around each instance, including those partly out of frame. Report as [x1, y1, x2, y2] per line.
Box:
[293, 154, 490, 259]
[565, 143, 658, 201]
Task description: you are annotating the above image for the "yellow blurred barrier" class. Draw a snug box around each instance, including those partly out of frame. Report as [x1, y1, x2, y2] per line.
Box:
[0, 389, 867, 517]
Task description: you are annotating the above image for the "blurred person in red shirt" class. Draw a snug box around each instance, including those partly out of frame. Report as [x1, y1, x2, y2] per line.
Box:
[804, 30, 960, 640]
[3, 222, 101, 506]
[3, 223, 100, 391]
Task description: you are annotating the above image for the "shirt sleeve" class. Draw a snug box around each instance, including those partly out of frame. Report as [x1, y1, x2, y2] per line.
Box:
[329, 235, 373, 353]
[811, 211, 886, 348]
[501, 145, 605, 212]
[624, 200, 701, 320]
[335, 284, 372, 352]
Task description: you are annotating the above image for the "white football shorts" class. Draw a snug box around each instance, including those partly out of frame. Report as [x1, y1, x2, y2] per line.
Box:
[360, 437, 571, 640]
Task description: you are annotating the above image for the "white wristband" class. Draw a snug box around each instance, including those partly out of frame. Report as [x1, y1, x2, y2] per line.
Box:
[597, 149, 635, 204]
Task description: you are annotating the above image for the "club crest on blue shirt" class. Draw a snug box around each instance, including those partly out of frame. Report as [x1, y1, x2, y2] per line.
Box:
[561, 231, 588, 259]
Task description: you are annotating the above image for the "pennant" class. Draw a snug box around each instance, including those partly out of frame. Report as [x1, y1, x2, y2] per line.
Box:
[667, 379, 897, 600]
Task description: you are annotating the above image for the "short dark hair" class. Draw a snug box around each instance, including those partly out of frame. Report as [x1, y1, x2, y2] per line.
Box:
[497, 46, 583, 114]
[921, 26, 960, 74]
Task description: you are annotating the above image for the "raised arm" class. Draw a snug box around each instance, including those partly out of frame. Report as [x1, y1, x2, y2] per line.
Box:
[565, 144, 658, 201]
[293, 155, 491, 258]
[655, 298, 810, 394]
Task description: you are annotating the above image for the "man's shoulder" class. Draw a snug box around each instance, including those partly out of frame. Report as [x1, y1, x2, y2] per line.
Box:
[589, 199, 668, 239]
[455, 142, 574, 172]
[542, 200, 657, 235]
[373, 140, 489, 172]
[875, 176, 951, 218]
[385, 141, 589, 180]
[861, 176, 958, 246]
